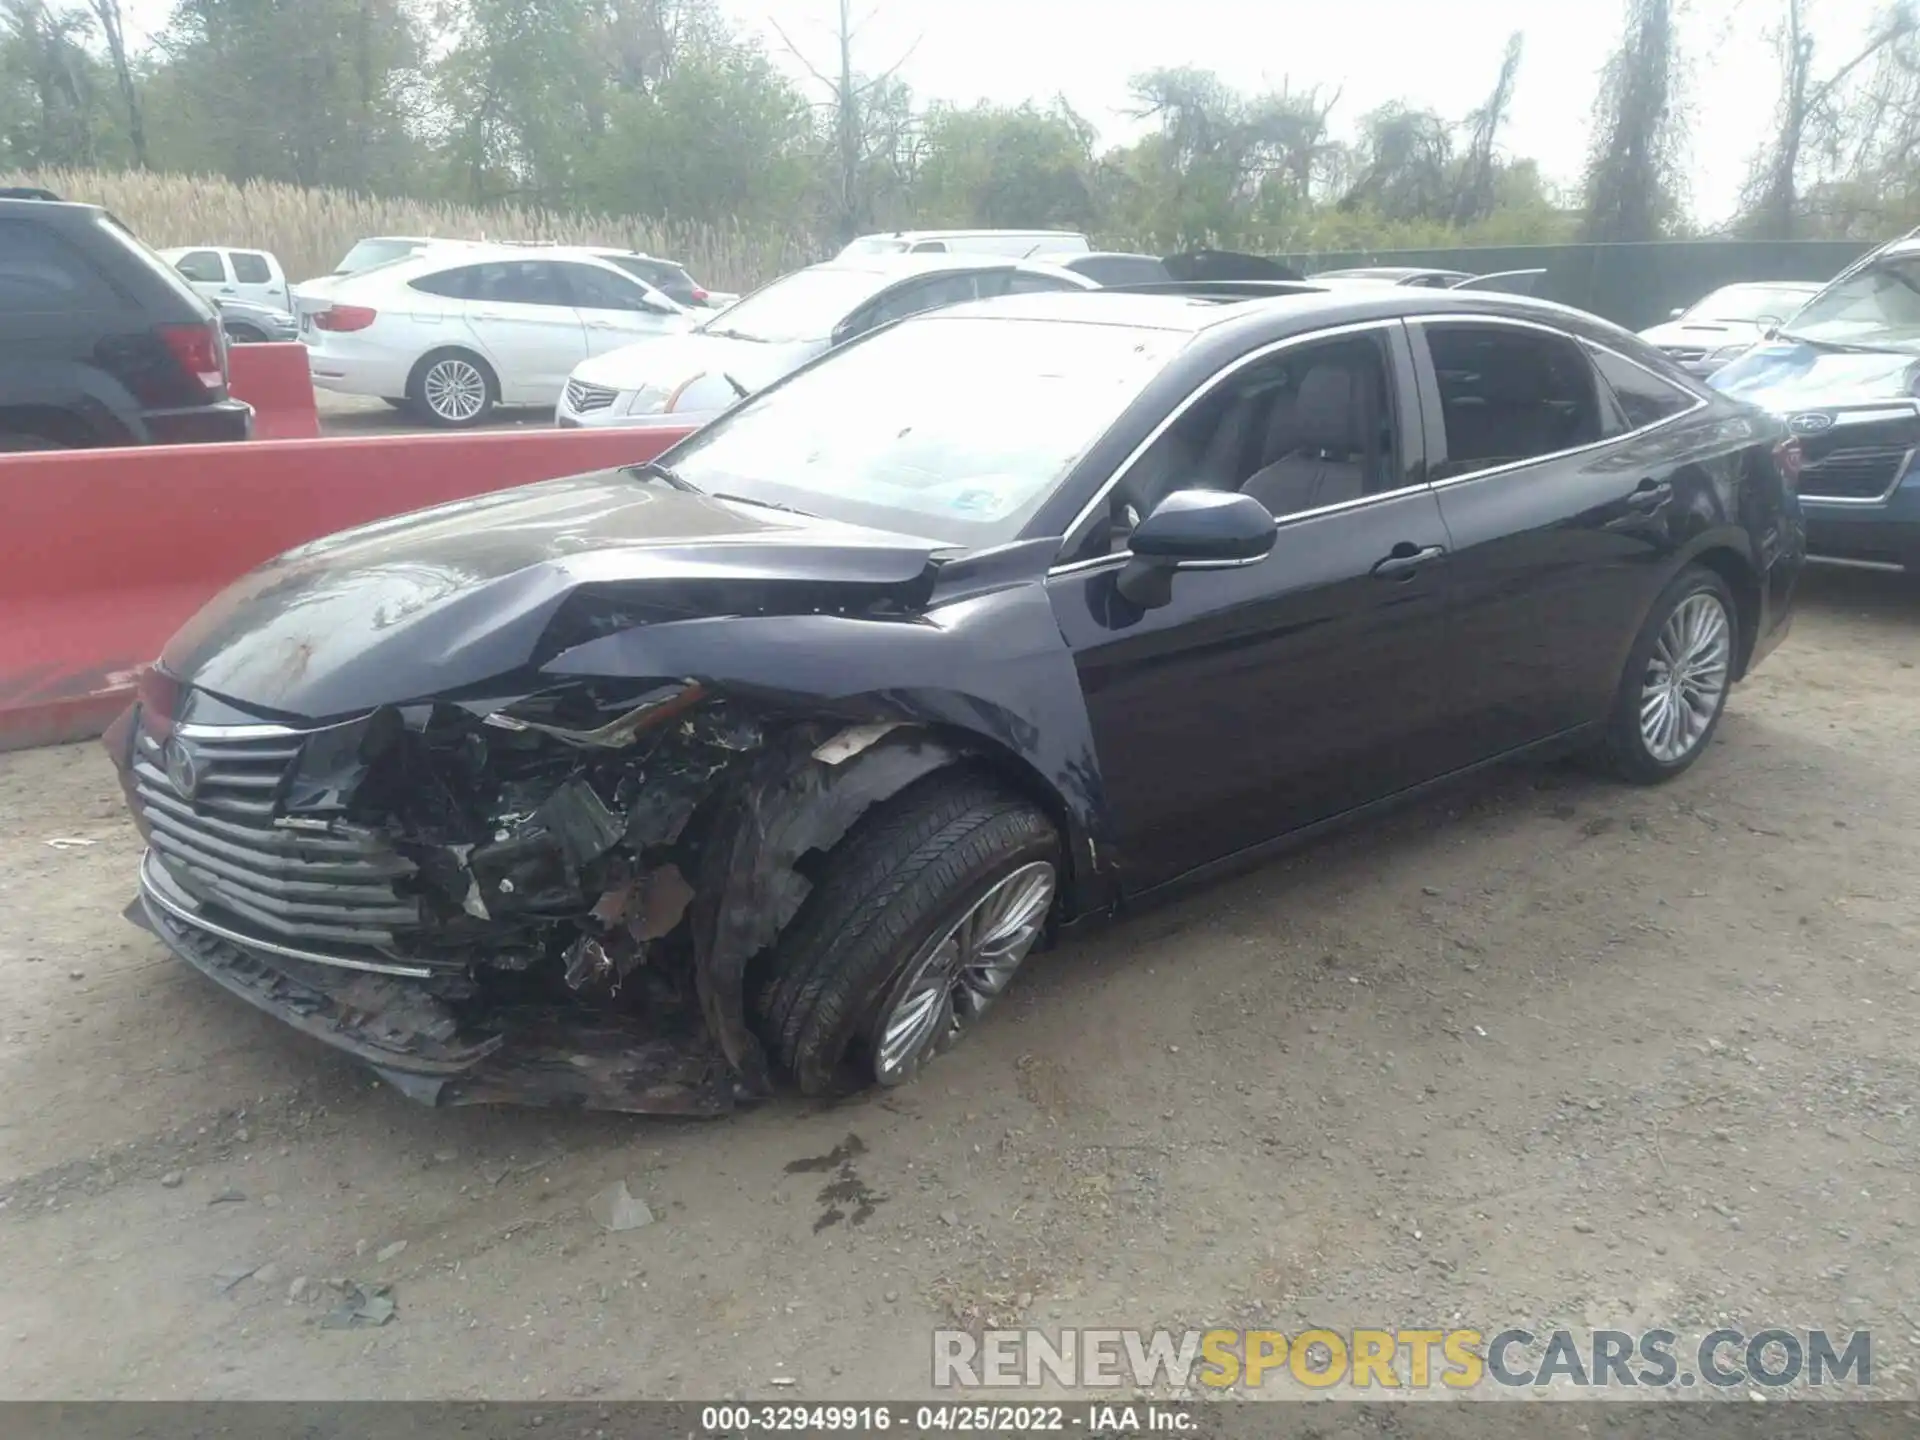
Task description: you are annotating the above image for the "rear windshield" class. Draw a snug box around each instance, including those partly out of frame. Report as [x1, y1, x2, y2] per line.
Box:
[86, 212, 213, 314]
[335, 239, 422, 274]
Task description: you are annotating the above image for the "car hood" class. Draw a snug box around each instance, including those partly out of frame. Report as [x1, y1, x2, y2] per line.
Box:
[1707, 340, 1920, 411]
[1638, 318, 1767, 349]
[161, 469, 948, 718]
[571, 332, 824, 406]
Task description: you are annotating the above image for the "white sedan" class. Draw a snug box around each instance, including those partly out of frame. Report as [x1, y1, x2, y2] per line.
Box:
[557, 255, 1098, 428]
[299, 244, 695, 426]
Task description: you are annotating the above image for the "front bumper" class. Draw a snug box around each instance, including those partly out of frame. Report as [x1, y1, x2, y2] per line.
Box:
[135, 850, 738, 1113]
[1800, 472, 1920, 572]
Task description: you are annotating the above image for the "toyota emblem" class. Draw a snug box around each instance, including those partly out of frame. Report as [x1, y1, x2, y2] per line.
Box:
[1788, 412, 1835, 436]
[164, 737, 201, 800]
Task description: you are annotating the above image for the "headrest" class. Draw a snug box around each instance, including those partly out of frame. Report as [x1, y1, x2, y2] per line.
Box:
[1293, 364, 1361, 453]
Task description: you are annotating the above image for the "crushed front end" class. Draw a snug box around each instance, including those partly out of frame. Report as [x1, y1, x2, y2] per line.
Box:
[106, 670, 770, 1114]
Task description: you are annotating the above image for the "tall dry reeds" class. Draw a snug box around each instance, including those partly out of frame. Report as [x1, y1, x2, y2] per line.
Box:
[4, 169, 825, 290]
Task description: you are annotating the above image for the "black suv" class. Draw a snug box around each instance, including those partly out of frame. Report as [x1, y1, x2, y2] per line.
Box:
[0, 194, 252, 450]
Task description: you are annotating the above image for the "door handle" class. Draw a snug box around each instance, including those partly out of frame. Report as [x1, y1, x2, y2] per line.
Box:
[1371, 542, 1446, 578]
[1624, 480, 1673, 510]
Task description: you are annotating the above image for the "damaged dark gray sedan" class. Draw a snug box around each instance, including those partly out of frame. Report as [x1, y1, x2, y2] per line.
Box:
[107, 283, 1803, 1115]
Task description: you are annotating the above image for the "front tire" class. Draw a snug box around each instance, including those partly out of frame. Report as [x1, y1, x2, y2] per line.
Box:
[755, 771, 1059, 1097]
[408, 350, 496, 428]
[1603, 565, 1738, 783]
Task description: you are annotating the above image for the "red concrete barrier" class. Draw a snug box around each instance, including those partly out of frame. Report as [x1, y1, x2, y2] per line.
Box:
[226, 342, 319, 440]
[0, 424, 695, 751]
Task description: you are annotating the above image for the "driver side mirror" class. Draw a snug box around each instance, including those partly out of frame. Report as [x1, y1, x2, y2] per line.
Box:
[1115, 489, 1277, 609]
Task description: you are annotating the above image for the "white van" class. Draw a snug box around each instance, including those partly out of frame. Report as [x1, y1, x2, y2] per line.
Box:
[159, 245, 292, 312]
[836, 229, 1092, 260]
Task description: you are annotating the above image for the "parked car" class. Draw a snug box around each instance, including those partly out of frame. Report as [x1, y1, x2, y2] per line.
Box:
[108, 282, 1801, 1113]
[326, 236, 437, 278]
[836, 228, 1093, 259]
[1709, 237, 1920, 572]
[159, 245, 292, 313]
[1639, 281, 1824, 376]
[1050, 252, 1172, 286]
[1310, 265, 1549, 295]
[0, 195, 250, 450]
[299, 244, 693, 426]
[556, 253, 1097, 427]
[499, 242, 738, 310]
[214, 296, 298, 344]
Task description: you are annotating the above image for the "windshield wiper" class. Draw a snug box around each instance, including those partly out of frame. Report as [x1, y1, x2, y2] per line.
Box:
[628, 459, 699, 491]
[1773, 329, 1908, 354]
[707, 491, 814, 517]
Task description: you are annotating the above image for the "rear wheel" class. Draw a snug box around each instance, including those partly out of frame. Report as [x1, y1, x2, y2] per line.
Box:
[408, 350, 496, 428]
[755, 771, 1059, 1096]
[1602, 565, 1738, 783]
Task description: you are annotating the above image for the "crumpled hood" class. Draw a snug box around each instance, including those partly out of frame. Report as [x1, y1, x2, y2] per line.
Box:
[571, 331, 824, 410]
[161, 470, 945, 718]
[1709, 341, 1920, 411]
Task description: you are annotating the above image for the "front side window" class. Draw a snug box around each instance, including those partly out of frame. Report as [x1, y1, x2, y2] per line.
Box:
[1586, 344, 1698, 431]
[1090, 329, 1401, 557]
[1424, 324, 1603, 481]
[560, 262, 657, 312]
[662, 315, 1186, 546]
[864, 272, 985, 328]
[175, 249, 225, 283]
[700, 266, 904, 344]
[1781, 257, 1920, 352]
[230, 252, 272, 284]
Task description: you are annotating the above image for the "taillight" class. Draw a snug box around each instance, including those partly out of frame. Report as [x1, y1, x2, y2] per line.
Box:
[1772, 436, 1803, 492]
[156, 319, 226, 394]
[315, 305, 378, 332]
[691, 286, 709, 303]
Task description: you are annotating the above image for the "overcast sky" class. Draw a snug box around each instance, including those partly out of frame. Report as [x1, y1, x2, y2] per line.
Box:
[118, 0, 1897, 225]
[731, 0, 1895, 225]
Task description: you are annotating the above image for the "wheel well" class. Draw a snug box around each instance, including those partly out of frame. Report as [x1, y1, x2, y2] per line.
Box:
[1691, 546, 1762, 680]
[407, 347, 498, 396]
[920, 726, 1085, 914]
[0, 404, 106, 448]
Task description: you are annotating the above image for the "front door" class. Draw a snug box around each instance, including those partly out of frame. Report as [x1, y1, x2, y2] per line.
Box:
[459, 259, 589, 404]
[1048, 323, 1459, 892]
[1409, 319, 1704, 759]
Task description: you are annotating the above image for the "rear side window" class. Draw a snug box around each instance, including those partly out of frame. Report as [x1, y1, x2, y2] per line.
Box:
[409, 266, 480, 299]
[175, 249, 225, 283]
[1424, 323, 1604, 480]
[0, 221, 127, 311]
[1586, 344, 1698, 431]
[230, 252, 273, 283]
[469, 261, 570, 306]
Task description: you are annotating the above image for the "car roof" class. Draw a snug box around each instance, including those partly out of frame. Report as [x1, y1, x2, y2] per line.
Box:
[920, 282, 1634, 348]
[814, 252, 1044, 277]
[1312, 265, 1473, 281]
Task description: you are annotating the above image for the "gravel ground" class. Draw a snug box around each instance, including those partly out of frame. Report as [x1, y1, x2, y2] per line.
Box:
[2, 568, 1918, 1402]
[313, 389, 552, 437]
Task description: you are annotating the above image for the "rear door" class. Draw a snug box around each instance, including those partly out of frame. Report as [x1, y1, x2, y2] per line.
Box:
[555, 261, 684, 357]
[459, 260, 588, 403]
[1409, 317, 1707, 758]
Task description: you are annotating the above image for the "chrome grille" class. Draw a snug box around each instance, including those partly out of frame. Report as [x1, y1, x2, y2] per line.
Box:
[133, 720, 427, 967]
[565, 379, 618, 413]
[1799, 444, 1912, 501]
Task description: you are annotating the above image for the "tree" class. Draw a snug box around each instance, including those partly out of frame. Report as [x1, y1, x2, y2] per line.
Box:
[1338, 103, 1454, 221]
[84, 0, 141, 167]
[912, 100, 1096, 229]
[1453, 32, 1523, 226]
[1, 0, 104, 167]
[1740, 0, 1917, 238]
[1581, 0, 1684, 242]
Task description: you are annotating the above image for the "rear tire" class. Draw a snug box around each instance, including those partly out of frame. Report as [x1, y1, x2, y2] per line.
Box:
[381, 397, 409, 411]
[755, 771, 1059, 1097]
[1602, 564, 1738, 784]
[407, 350, 497, 428]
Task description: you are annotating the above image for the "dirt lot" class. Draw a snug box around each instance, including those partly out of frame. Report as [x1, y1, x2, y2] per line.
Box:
[3, 569, 1919, 1402]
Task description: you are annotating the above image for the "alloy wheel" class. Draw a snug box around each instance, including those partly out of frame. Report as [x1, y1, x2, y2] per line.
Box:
[1638, 591, 1732, 764]
[422, 358, 487, 422]
[872, 859, 1056, 1085]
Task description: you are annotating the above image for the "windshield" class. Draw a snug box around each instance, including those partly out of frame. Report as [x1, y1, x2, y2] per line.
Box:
[698, 265, 901, 343]
[1783, 257, 1920, 351]
[663, 315, 1186, 545]
[1686, 284, 1815, 324]
[336, 239, 421, 274]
